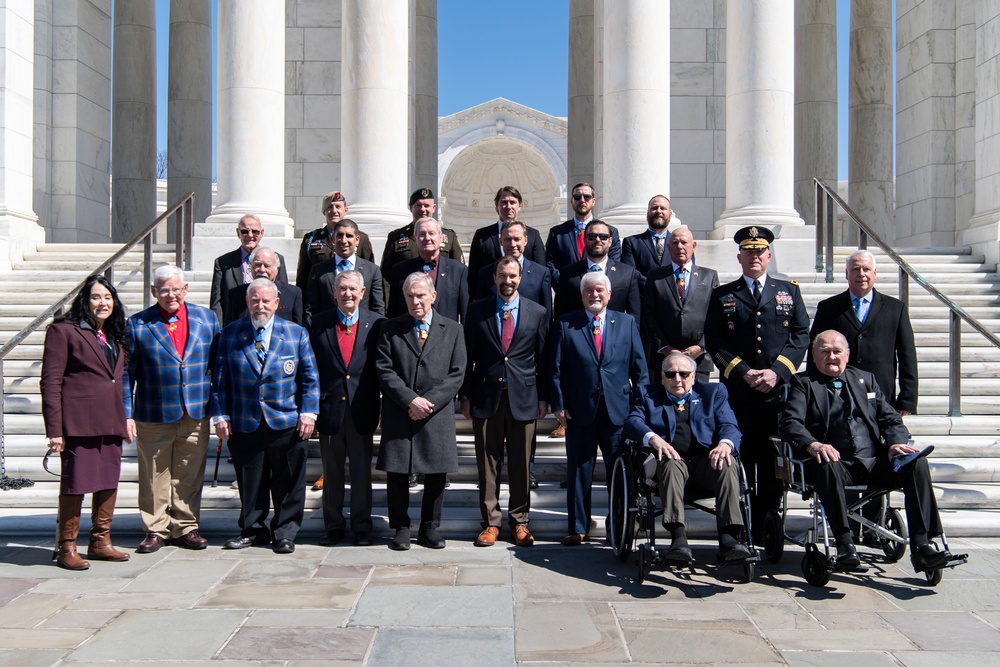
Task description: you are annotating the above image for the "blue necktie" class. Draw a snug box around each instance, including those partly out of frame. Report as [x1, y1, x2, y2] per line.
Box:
[254, 327, 266, 365]
[338, 259, 352, 272]
[853, 297, 866, 323]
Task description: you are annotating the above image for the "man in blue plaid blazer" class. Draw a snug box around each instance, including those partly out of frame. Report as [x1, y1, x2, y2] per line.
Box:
[124, 265, 221, 554]
[211, 278, 319, 554]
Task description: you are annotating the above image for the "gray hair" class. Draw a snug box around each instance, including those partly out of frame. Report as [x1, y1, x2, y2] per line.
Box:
[152, 264, 184, 286]
[811, 329, 849, 352]
[846, 249, 876, 270]
[662, 352, 697, 373]
[413, 216, 442, 234]
[247, 277, 278, 299]
[579, 271, 612, 294]
[248, 246, 280, 268]
[403, 271, 435, 295]
[334, 269, 365, 290]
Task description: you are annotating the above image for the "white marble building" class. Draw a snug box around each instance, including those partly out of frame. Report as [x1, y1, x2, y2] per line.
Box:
[4, 0, 1000, 273]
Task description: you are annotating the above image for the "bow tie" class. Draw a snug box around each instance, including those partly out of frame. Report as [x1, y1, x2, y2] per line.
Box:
[422, 259, 437, 271]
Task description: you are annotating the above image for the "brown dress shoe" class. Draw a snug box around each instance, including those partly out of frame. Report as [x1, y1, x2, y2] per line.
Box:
[311, 475, 325, 491]
[550, 424, 566, 438]
[512, 525, 534, 547]
[475, 526, 499, 547]
[137, 533, 165, 554]
[562, 533, 586, 546]
[171, 530, 209, 550]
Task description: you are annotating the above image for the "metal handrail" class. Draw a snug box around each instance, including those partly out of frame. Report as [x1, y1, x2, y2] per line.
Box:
[0, 193, 194, 487]
[814, 178, 1000, 416]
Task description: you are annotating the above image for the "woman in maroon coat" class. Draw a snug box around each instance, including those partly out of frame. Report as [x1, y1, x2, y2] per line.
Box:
[41, 275, 131, 570]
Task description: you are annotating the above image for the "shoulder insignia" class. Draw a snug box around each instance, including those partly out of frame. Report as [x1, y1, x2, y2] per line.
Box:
[713, 284, 723, 290]
[790, 280, 799, 286]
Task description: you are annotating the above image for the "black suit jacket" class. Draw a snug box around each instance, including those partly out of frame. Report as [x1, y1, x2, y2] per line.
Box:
[476, 258, 553, 321]
[545, 218, 621, 283]
[309, 308, 384, 436]
[462, 296, 548, 421]
[211, 248, 289, 324]
[226, 280, 304, 327]
[387, 256, 469, 322]
[621, 230, 675, 287]
[642, 263, 719, 375]
[467, 223, 545, 299]
[304, 256, 385, 318]
[779, 367, 910, 470]
[809, 289, 918, 413]
[554, 258, 641, 324]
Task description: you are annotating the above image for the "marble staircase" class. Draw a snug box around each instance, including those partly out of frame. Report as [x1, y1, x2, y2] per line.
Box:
[1, 242, 999, 540]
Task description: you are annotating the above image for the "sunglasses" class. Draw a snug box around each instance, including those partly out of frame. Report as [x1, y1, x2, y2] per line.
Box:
[572, 193, 594, 201]
[663, 371, 693, 379]
[586, 233, 612, 241]
[238, 229, 263, 237]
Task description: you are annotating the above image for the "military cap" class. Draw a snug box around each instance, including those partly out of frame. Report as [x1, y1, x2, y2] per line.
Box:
[734, 225, 774, 250]
[409, 187, 435, 206]
[322, 191, 346, 212]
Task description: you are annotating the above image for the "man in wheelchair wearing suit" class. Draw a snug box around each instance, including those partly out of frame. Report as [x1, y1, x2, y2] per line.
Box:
[779, 330, 955, 573]
[625, 352, 751, 565]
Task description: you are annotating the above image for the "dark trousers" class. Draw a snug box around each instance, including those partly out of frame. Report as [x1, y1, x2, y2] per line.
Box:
[658, 454, 743, 532]
[386, 472, 446, 529]
[231, 422, 308, 542]
[319, 410, 373, 534]
[473, 389, 535, 528]
[565, 399, 622, 535]
[730, 400, 782, 535]
[808, 456, 943, 540]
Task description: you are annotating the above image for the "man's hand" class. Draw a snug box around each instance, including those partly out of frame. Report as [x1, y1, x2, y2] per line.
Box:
[743, 368, 779, 392]
[682, 344, 703, 358]
[536, 401, 548, 420]
[649, 435, 681, 462]
[806, 441, 840, 463]
[554, 409, 570, 427]
[216, 420, 231, 441]
[48, 436, 65, 453]
[708, 443, 732, 470]
[888, 443, 918, 457]
[297, 415, 315, 440]
[459, 399, 471, 420]
[126, 418, 137, 443]
[408, 396, 435, 421]
[897, 409, 912, 417]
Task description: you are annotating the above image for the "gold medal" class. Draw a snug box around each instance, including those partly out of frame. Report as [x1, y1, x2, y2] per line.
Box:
[676, 403, 686, 412]
[502, 310, 510, 320]
[346, 324, 353, 335]
[168, 323, 177, 333]
[419, 329, 429, 341]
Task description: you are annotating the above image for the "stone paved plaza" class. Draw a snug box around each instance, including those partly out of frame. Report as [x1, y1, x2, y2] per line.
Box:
[1, 533, 999, 666]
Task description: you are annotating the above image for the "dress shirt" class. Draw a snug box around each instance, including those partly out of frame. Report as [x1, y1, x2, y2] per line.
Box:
[743, 273, 768, 293]
[586, 258, 609, 272]
[335, 254, 357, 272]
[496, 294, 520, 337]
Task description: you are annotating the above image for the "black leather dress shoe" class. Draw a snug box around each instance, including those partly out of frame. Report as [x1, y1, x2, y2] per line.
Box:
[911, 542, 951, 570]
[354, 532, 373, 547]
[224, 536, 255, 550]
[417, 524, 446, 549]
[137, 533, 165, 554]
[319, 529, 345, 546]
[389, 527, 411, 551]
[171, 531, 208, 550]
[272, 539, 295, 554]
[836, 542, 862, 570]
[408, 473, 419, 488]
[661, 543, 693, 564]
[719, 543, 752, 563]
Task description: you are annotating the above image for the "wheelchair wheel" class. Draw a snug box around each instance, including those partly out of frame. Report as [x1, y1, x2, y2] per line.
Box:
[743, 561, 755, 584]
[924, 568, 943, 587]
[879, 507, 907, 563]
[762, 510, 784, 564]
[637, 543, 648, 583]
[609, 455, 636, 563]
[802, 549, 831, 587]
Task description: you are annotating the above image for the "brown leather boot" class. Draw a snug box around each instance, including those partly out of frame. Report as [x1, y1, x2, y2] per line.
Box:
[56, 494, 90, 571]
[86, 489, 130, 562]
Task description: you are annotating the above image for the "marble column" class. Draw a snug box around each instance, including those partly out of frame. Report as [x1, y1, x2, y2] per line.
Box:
[412, 0, 437, 194]
[204, 0, 293, 233]
[341, 0, 411, 230]
[568, 0, 595, 207]
[848, 0, 893, 241]
[794, 0, 837, 228]
[599, 0, 670, 230]
[168, 0, 212, 226]
[592, 0, 604, 199]
[112, 0, 156, 243]
[0, 0, 43, 267]
[716, 0, 804, 234]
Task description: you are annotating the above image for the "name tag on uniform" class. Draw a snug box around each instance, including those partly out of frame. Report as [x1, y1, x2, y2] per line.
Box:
[866, 392, 877, 400]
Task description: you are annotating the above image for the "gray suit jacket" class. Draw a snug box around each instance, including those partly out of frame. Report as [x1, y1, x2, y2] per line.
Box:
[642, 263, 719, 376]
[304, 256, 385, 318]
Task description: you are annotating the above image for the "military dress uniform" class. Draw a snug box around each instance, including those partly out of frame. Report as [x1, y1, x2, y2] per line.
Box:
[295, 225, 374, 292]
[380, 222, 465, 278]
[704, 227, 809, 536]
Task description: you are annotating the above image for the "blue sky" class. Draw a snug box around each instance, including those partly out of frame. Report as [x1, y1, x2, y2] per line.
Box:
[154, 0, 877, 181]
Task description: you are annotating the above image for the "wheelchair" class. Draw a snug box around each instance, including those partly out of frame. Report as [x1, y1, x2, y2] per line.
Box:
[608, 437, 760, 583]
[762, 437, 967, 587]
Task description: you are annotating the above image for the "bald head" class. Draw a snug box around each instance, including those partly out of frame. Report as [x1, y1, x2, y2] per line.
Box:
[812, 329, 850, 378]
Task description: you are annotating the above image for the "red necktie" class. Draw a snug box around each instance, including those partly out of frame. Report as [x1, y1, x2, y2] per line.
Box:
[592, 315, 602, 356]
[337, 323, 354, 367]
[576, 228, 585, 259]
[501, 308, 514, 351]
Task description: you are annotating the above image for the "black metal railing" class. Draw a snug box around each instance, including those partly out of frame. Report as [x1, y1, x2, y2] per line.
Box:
[814, 178, 1000, 417]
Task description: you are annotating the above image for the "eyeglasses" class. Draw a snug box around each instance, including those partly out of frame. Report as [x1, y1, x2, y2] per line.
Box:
[238, 229, 263, 237]
[156, 288, 185, 297]
[586, 233, 611, 241]
[663, 371, 693, 379]
[572, 193, 594, 201]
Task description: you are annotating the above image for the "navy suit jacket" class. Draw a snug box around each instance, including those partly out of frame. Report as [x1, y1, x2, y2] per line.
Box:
[625, 381, 742, 453]
[555, 258, 641, 324]
[309, 308, 384, 436]
[304, 256, 385, 318]
[621, 230, 675, 287]
[226, 280, 304, 327]
[642, 263, 719, 375]
[210, 248, 288, 324]
[476, 258, 553, 321]
[545, 218, 621, 283]
[467, 223, 546, 298]
[388, 256, 469, 322]
[462, 296, 549, 421]
[548, 309, 648, 426]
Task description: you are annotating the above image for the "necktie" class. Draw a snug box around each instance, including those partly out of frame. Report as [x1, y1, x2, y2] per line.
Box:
[500, 306, 515, 351]
[854, 296, 865, 323]
[752, 279, 762, 303]
[576, 228, 585, 259]
[654, 236, 664, 260]
[254, 326, 266, 365]
[676, 268, 687, 302]
[338, 259, 352, 272]
[338, 322, 354, 367]
[242, 257, 252, 284]
[416, 320, 429, 347]
[589, 264, 602, 272]
[592, 315, 603, 356]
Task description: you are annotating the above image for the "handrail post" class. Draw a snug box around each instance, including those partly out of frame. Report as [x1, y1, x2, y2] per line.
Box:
[175, 205, 184, 269]
[184, 196, 194, 270]
[104, 266, 114, 284]
[815, 180, 824, 273]
[143, 236, 153, 309]
[898, 266, 909, 308]
[948, 310, 962, 417]
[859, 229, 868, 250]
[824, 192, 834, 283]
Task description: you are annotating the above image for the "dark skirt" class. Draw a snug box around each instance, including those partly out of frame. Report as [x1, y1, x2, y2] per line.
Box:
[60, 435, 123, 495]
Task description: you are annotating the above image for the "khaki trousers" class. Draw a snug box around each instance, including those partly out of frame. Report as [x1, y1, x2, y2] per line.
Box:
[136, 412, 209, 538]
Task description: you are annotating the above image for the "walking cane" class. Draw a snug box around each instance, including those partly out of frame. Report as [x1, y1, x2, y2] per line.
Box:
[211, 439, 225, 487]
[42, 447, 59, 560]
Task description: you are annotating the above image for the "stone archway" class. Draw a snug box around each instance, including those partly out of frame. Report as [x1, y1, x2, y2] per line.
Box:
[440, 136, 561, 238]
